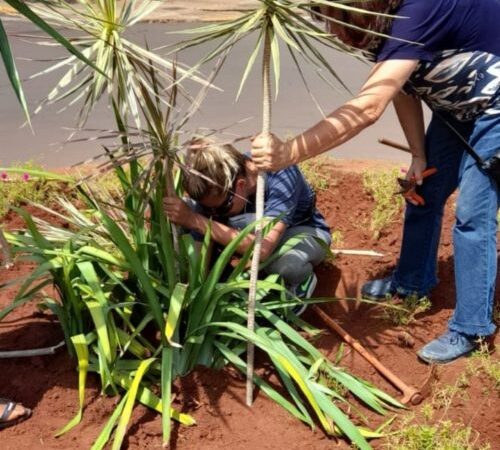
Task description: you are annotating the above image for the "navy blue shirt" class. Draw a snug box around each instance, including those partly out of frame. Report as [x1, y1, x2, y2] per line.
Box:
[189, 164, 330, 235]
[377, 0, 500, 62]
[376, 0, 500, 121]
[255, 166, 330, 233]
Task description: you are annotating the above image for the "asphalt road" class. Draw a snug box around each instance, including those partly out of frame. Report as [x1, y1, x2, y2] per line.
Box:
[0, 13, 419, 168]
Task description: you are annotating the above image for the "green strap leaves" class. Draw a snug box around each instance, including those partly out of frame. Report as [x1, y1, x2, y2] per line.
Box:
[56, 334, 89, 436]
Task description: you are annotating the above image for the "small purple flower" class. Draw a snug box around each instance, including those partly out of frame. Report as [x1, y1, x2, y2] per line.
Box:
[0, 172, 8, 181]
[22, 172, 30, 182]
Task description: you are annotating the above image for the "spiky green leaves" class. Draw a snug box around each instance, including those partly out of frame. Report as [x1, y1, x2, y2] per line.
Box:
[27, 0, 208, 130]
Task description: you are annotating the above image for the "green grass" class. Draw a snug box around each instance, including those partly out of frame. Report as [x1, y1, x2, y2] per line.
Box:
[0, 162, 65, 216]
[331, 229, 344, 248]
[362, 168, 405, 239]
[467, 344, 500, 392]
[299, 156, 334, 192]
[386, 377, 489, 450]
[379, 294, 431, 326]
[386, 359, 495, 450]
[385, 418, 490, 450]
[0, 163, 127, 218]
[432, 382, 469, 411]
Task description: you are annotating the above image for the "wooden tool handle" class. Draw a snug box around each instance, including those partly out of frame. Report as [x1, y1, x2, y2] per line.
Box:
[378, 138, 411, 153]
[312, 306, 423, 405]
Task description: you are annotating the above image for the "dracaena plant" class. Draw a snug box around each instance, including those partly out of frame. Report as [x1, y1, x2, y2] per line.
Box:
[1, 0, 210, 277]
[0, 0, 108, 268]
[0, 0, 105, 123]
[0, 1, 404, 449]
[168, 0, 392, 416]
[26, 0, 209, 129]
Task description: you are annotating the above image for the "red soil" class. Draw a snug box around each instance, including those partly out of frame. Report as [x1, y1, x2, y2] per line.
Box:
[1, 162, 499, 449]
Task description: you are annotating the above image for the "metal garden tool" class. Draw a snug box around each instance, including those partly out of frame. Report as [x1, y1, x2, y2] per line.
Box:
[378, 137, 439, 205]
[396, 167, 438, 206]
[312, 306, 425, 405]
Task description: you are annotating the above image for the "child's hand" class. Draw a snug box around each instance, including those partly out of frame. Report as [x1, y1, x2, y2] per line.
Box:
[163, 196, 193, 228]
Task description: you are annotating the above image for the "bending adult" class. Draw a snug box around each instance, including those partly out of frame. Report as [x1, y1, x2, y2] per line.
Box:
[251, 0, 500, 364]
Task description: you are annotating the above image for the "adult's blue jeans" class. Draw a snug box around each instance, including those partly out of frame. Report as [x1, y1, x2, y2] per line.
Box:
[229, 213, 331, 288]
[391, 112, 500, 336]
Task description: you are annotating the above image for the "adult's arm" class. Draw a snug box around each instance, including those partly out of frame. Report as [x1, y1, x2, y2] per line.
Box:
[393, 91, 426, 158]
[393, 91, 427, 184]
[251, 59, 419, 171]
[163, 197, 287, 260]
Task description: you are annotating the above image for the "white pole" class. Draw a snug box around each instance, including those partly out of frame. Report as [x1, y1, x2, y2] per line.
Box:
[246, 27, 271, 407]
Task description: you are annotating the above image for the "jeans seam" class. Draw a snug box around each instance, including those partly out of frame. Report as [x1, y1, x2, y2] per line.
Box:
[484, 180, 497, 327]
[450, 154, 498, 335]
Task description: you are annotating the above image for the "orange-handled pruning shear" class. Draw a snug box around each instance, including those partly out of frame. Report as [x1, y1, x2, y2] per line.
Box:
[397, 167, 438, 206]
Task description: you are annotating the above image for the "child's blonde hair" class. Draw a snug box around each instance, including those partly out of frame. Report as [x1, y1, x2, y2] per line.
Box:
[182, 138, 246, 200]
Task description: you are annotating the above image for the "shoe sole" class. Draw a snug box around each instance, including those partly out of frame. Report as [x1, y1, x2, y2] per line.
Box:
[417, 348, 476, 365]
[304, 274, 318, 299]
[0, 408, 32, 430]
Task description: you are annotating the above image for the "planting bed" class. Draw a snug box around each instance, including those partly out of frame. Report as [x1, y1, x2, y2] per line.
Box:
[1, 160, 499, 449]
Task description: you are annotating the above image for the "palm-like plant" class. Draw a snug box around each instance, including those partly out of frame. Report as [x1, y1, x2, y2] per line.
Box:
[26, 0, 210, 130]
[0, 0, 110, 269]
[0, 0, 106, 121]
[0, 1, 405, 448]
[170, 0, 382, 408]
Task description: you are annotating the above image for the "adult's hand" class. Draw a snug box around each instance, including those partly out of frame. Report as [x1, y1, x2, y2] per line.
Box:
[251, 133, 292, 171]
[403, 155, 428, 206]
[406, 154, 427, 186]
[163, 196, 194, 228]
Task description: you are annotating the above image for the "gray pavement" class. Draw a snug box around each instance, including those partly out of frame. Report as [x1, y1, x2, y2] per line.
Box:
[0, 1, 272, 22]
[0, 2, 419, 168]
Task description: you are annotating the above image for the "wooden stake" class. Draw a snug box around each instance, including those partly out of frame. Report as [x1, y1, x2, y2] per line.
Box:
[246, 28, 271, 407]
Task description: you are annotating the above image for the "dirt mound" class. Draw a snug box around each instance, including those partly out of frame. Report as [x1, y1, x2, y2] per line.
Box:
[1, 164, 498, 449]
